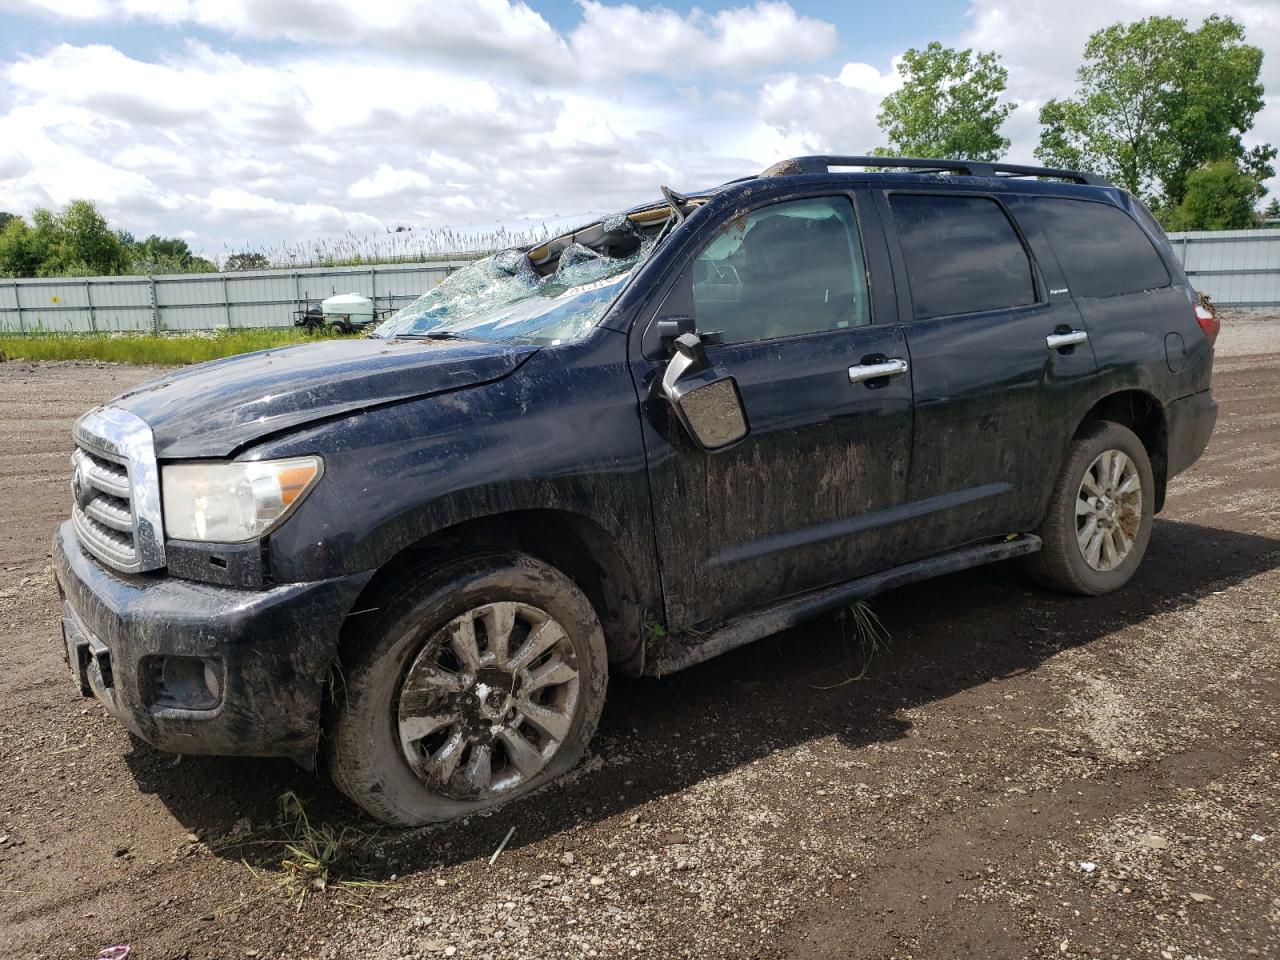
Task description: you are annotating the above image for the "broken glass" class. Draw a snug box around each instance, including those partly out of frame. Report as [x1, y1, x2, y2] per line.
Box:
[372, 237, 656, 346]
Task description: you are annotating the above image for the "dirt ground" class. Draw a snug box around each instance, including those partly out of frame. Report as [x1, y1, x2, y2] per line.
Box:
[2, 318, 1278, 960]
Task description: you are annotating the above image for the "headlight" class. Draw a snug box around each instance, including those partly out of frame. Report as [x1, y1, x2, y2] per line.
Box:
[162, 456, 323, 543]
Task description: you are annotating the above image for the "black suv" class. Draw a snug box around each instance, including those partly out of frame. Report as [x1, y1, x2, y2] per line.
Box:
[54, 156, 1218, 825]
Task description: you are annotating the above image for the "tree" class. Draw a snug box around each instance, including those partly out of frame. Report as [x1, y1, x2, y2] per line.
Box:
[0, 216, 46, 278]
[2, 200, 131, 277]
[875, 42, 1015, 161]
[1265, 198, 1280, 221]
[47, 199, 131, 275]
[1035, 16, 1273, 208]
[0, 203, 218, 276]
[129, 234, 217, 274]
[224, 251, 270, 271]
[1165, 160, 1264, 231]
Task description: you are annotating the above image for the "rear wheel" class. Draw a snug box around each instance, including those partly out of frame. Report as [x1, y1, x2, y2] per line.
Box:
[327, 552, 608, 825]
[1028, 421, 1154, 595]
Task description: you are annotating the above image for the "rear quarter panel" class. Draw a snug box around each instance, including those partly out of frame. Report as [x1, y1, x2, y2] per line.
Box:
[1022, 190, 1212, 413]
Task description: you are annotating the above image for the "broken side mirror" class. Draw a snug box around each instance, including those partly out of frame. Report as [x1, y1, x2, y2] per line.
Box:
[660, 332, 749, 451]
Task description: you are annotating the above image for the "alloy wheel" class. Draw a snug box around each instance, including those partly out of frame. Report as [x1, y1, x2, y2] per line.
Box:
[1075, 449, 1142, 573]
[396, 601, 580, 800]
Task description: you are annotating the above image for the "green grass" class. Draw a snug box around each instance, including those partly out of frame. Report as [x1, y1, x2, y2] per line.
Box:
[0, 327, 358, 365]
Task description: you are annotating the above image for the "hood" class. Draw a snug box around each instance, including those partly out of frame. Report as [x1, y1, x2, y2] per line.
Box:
[108, 337, 538, 459]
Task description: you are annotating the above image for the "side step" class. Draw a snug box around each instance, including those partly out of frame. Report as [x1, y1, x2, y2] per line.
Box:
[651, 534, 1041, 675]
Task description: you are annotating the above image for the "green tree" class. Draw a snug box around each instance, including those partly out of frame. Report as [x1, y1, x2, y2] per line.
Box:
[875, 42, 1016, 161]
[0, 204, 219, 276]
[224, 251, 270, 271]
[0, 211, 17, 232]
[1165, 160, 1265, 231]
[1035, 16, 1273, 207]
[1265, 198, 1280, 220]
[46, 199, 131, 275]
[3, 200, 131, 277]
[130, 234, 217, 274]
[0, 216, 47, 278]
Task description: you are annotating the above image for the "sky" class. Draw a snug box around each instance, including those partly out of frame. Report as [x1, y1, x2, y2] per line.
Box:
[0, 0, 1276, 261]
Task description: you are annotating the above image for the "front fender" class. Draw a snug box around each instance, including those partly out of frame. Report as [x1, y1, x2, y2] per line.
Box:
[246, 336, 663, 657]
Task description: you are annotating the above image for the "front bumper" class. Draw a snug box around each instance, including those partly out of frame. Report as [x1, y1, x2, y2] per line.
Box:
[1166, 389, 1218, 478]
[53, 521, 372, 762]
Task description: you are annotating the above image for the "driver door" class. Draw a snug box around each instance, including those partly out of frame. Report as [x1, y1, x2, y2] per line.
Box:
[634, 191, 915, 634]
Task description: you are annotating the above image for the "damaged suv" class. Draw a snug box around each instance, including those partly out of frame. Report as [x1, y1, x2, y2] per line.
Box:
[55, 156, 1218, 825]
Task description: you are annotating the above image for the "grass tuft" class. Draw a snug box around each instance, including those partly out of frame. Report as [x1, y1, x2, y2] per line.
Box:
[811, 600, 892, 689]
[0, 327, 357, 366]
[276, 791, 386, 906]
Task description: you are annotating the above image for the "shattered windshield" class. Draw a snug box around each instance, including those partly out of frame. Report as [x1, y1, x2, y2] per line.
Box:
[372, 237, 656, 345]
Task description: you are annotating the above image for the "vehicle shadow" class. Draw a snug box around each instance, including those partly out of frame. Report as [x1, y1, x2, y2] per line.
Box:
[121, 517, 1279, 876]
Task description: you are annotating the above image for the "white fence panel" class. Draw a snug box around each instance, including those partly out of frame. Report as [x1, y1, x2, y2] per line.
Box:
[0, 259, 472, 333]
[1167, 229, 1280, 310]
[6, 233, 1270, 334]
[85, 279, 154, 332]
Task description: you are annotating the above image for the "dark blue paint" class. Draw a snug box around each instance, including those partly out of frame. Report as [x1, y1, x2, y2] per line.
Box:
[53, 168, 1219, 761]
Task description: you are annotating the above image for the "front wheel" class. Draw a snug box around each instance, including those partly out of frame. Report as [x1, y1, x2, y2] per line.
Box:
[1027, 421, 1155, 595]
[327, 552, 608, 825]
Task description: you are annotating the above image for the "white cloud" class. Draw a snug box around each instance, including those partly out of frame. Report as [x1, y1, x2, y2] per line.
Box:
[569, 1, 836, 77]
[758, 61, 899, 154]
[349, 164, 434, 199]
[0, 0, 834, 80]
[0, 35, 781, 255]
[1, 0, 1275, 262]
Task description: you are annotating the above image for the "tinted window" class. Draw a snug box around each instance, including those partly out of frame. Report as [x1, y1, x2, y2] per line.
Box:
[689, 196, 871, 344]
[1033, 198, 1170, 299]
[889, 194, 1037, 320]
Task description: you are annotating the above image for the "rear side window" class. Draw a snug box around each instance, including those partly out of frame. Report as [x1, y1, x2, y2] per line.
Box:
[1033, 198, 1170, 299]
[688, 196, 871, 344]
[889, 194, 1037, 320]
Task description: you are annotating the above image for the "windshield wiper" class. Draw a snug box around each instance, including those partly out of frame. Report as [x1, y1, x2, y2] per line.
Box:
[394, 330, 469, 341]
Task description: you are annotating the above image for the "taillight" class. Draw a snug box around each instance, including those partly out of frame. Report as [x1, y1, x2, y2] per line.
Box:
[1194, 303, 1219, 345]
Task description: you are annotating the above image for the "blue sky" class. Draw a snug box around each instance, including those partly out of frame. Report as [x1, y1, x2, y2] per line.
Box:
[0, 0, 970, 81]
[1, 1, 967, 62]
[0, 0, 1273, 260]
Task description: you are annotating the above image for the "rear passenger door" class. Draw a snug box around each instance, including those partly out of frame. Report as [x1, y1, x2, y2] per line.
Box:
[878, 190, 1097, 559]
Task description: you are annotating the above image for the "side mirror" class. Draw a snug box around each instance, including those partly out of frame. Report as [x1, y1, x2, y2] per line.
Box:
[660, 333, 749, 451]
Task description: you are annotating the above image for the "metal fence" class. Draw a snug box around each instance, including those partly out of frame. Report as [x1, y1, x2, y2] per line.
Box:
[1, 228, 1277, 334]
[1166, 229, 1280, 310]
[0, 260, 473, 334]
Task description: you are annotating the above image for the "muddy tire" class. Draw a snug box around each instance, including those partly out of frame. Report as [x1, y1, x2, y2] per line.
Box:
[327, 552, 608, 826]
[1027, 421, 1155, 596]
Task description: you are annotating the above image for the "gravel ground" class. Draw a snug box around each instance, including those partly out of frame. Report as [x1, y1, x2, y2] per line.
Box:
[1, 319, 1277, 960]
[1216, 311, 1280, 357]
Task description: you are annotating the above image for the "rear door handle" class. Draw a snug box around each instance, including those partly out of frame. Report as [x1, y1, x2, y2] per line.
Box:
[1046, 330, 1088, 350]
[848, 358, 908, 384]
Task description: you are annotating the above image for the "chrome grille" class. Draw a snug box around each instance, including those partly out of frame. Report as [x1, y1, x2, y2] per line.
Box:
[72, 447, 138, 567]
[70, 407, 166, 574]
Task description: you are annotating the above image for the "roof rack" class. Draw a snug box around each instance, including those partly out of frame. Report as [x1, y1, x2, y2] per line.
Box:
[759, 155, 1111, 187]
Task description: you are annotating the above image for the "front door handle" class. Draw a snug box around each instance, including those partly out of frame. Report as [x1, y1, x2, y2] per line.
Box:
[1046, 330, 1088, 350]
[848, 358, 908, 384]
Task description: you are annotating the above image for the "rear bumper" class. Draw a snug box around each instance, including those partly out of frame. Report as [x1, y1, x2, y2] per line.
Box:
[53, 520, 372, 762]
[1166, 389, 1218, 478]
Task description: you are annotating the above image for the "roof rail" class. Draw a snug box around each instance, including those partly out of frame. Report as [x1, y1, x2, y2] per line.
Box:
[759, 155, 1111, 187]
